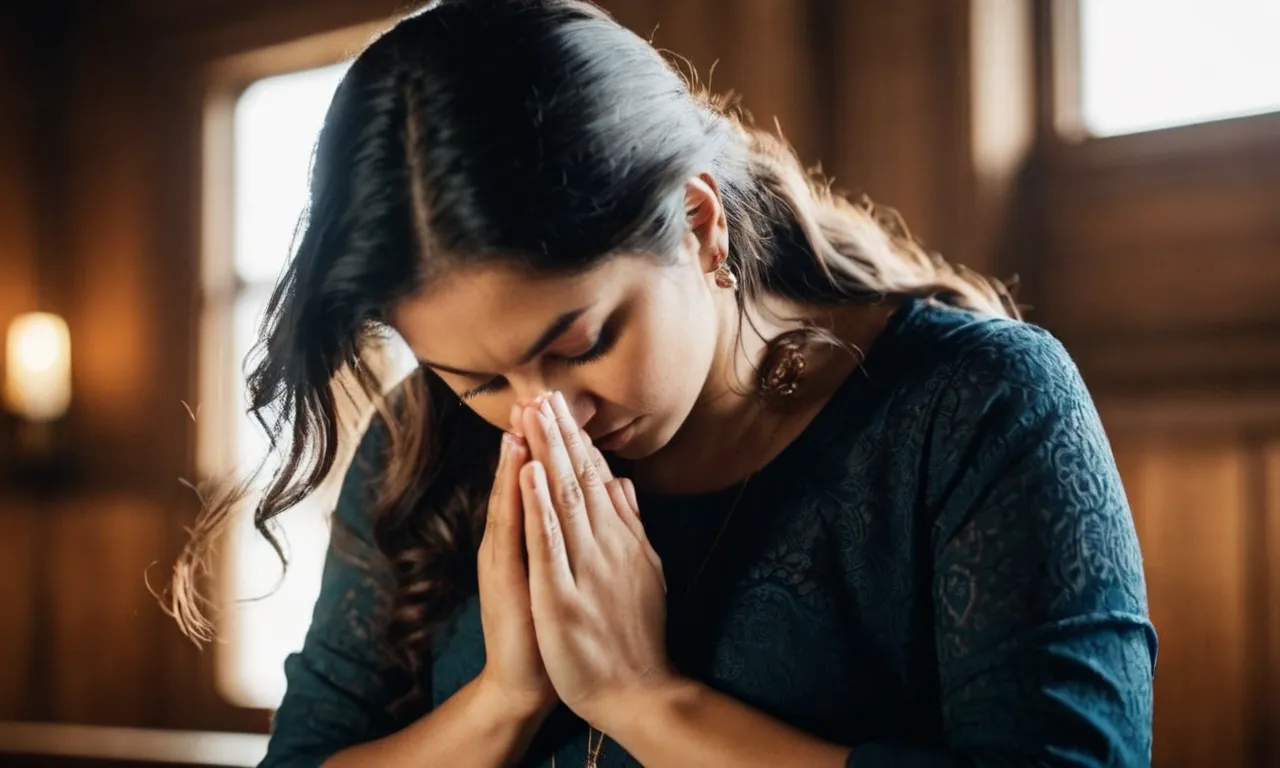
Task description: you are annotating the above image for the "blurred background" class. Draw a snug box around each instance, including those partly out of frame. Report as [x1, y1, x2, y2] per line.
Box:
[1, 0, 1277, 766]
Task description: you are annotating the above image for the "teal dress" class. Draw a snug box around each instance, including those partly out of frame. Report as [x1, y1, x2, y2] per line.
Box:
[261, 299, 1157, 767]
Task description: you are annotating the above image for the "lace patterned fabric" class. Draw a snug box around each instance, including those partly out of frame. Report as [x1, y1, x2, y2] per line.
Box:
[262, 299, 1157, 768]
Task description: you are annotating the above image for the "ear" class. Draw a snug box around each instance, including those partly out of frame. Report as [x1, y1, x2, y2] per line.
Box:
[684, 173, 729, 274]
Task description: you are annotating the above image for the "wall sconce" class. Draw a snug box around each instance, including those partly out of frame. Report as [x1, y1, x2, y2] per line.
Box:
[5, 312, 72, 422]
[4, 312, 72, 482]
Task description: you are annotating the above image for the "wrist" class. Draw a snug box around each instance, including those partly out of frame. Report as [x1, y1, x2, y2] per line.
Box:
[472, 671, 557, 727]
[589, 672, 702, 740]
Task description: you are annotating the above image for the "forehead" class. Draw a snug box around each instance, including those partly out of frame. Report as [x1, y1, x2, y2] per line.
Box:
[390, 256, 648, 367]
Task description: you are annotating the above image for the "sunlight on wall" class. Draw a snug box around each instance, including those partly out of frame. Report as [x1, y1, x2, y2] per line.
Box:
[1080, 0, 1280, 137]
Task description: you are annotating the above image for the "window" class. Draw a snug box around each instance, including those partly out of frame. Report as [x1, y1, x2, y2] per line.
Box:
[1078, 0, 1280, 137]
[201, 61, 357, 710]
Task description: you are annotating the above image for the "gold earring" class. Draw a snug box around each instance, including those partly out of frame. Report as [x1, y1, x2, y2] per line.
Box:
[713, 253, 738, 290]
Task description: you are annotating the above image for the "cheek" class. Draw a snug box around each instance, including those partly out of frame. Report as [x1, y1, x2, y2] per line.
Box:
[470, 398, 516, 432]
[589, 278, 716, 412]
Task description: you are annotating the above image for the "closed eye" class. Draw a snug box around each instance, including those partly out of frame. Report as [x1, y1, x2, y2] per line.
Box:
[459, 377, 506, 400]
[458, 319, 620, 401]
[562, 322, 617, 367]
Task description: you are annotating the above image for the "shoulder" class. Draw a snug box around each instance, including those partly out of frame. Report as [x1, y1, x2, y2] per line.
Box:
[327, 412, 395, 576]
[896, 301, 1089, 419]
[882, 303, 1108, 495]
[334, 411, 394, 536]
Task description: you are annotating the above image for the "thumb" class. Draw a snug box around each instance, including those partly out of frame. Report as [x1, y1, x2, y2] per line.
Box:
[489, 434, 529, 585]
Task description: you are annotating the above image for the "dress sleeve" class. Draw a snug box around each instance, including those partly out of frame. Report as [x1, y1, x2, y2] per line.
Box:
[261, 421, 418, 768]
[848, 323, 1158, 768]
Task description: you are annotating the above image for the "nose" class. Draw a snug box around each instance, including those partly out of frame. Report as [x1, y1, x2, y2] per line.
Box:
[509, 386, 596, 433]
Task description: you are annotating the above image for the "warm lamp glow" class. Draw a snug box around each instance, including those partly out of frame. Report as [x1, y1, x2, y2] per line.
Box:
[5, 313, 72, 422]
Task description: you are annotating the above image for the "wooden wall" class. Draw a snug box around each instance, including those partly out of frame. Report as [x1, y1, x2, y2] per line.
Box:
[1031, 4, 1280, 764]
[0, 1, 1277, 766]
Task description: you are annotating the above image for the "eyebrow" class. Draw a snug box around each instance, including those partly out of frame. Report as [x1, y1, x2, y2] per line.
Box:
[420, 305, 593, 379]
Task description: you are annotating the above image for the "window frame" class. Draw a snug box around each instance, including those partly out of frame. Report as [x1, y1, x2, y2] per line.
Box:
[1043, 0, 1280, 167]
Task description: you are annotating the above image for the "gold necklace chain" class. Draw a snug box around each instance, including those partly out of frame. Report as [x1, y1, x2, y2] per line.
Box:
[583, 725, 606, 767]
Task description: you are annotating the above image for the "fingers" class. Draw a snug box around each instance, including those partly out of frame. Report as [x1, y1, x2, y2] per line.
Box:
[493, 432, 528, 554]
[586, 440, 615, 484]
[605, 477, 651, 559]
[548, 392, 616, 517]
[521, 460, 574, 593]
[620, 478, 640, 518]
[518, 396, 609, 559]
[485, 432, 510, 537]
[605, 478, 666, 593]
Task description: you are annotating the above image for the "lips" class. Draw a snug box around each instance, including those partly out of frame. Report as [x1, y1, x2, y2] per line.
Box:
[591, 419, 636, 452]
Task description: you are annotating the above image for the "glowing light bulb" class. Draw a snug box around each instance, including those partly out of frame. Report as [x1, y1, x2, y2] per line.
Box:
[5, 313, 72, 422]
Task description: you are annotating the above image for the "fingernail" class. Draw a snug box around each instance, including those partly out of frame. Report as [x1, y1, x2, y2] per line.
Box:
[539, 398, 555, 424]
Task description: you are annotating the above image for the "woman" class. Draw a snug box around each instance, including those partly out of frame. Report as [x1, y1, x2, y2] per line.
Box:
[173, 0, 1157, 765]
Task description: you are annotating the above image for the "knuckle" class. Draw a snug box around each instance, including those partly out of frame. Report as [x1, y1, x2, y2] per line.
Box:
[553, 476, 585, 510]
[577, 457, 602, 487]
[544, 426, 565, 451]
[551, 599, 579, 625]
[593, 451, 613, 481]
[541, 509, 563, 546]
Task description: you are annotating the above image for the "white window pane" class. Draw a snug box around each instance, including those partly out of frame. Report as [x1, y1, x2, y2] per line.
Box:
[218, 491, 331, 710]
[233, 63, 349, 285]
[217, 289, 325, 710]
[216, 61, 350, 711]
[1080, 0, 1280, 137]
[231, 287, 275, 471]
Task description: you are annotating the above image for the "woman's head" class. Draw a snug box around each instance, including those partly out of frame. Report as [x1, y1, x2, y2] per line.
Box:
[171, 0, 1015, 683]
[280, 0, 752, 461]
[392, 184, 729, 460]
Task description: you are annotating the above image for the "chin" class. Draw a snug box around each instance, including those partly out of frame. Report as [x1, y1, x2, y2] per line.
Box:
[613, 442, 651, 461]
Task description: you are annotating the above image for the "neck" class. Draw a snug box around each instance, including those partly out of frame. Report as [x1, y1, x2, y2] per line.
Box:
[633, 292, 898, 495]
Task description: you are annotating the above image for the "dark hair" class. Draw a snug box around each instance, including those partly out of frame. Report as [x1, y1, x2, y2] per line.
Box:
[168, 0, 1016, 706]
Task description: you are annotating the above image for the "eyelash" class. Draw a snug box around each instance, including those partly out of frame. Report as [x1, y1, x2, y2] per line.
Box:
[459, 324, 618, 401]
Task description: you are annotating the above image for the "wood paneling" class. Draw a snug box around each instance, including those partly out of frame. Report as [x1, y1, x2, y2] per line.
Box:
[1113, 438, 1252, 767]
[1034, 120, 1280, 396]
[0, 501, 38, 720]
[61, 20, 169, 485]
[829, 0, 969, 257]
[47, 496, 168, 725]
[605, 0, 821, 166]
[1264, 444, 1280, 768]
[0, 12, 42, 386]
[828, 0, 1036, 279]
[1040, 130, 1280, 340]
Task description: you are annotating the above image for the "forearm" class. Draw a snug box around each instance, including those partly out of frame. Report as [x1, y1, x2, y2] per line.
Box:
[597, 677, 849, 768]
[322, 674, 551, 768]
